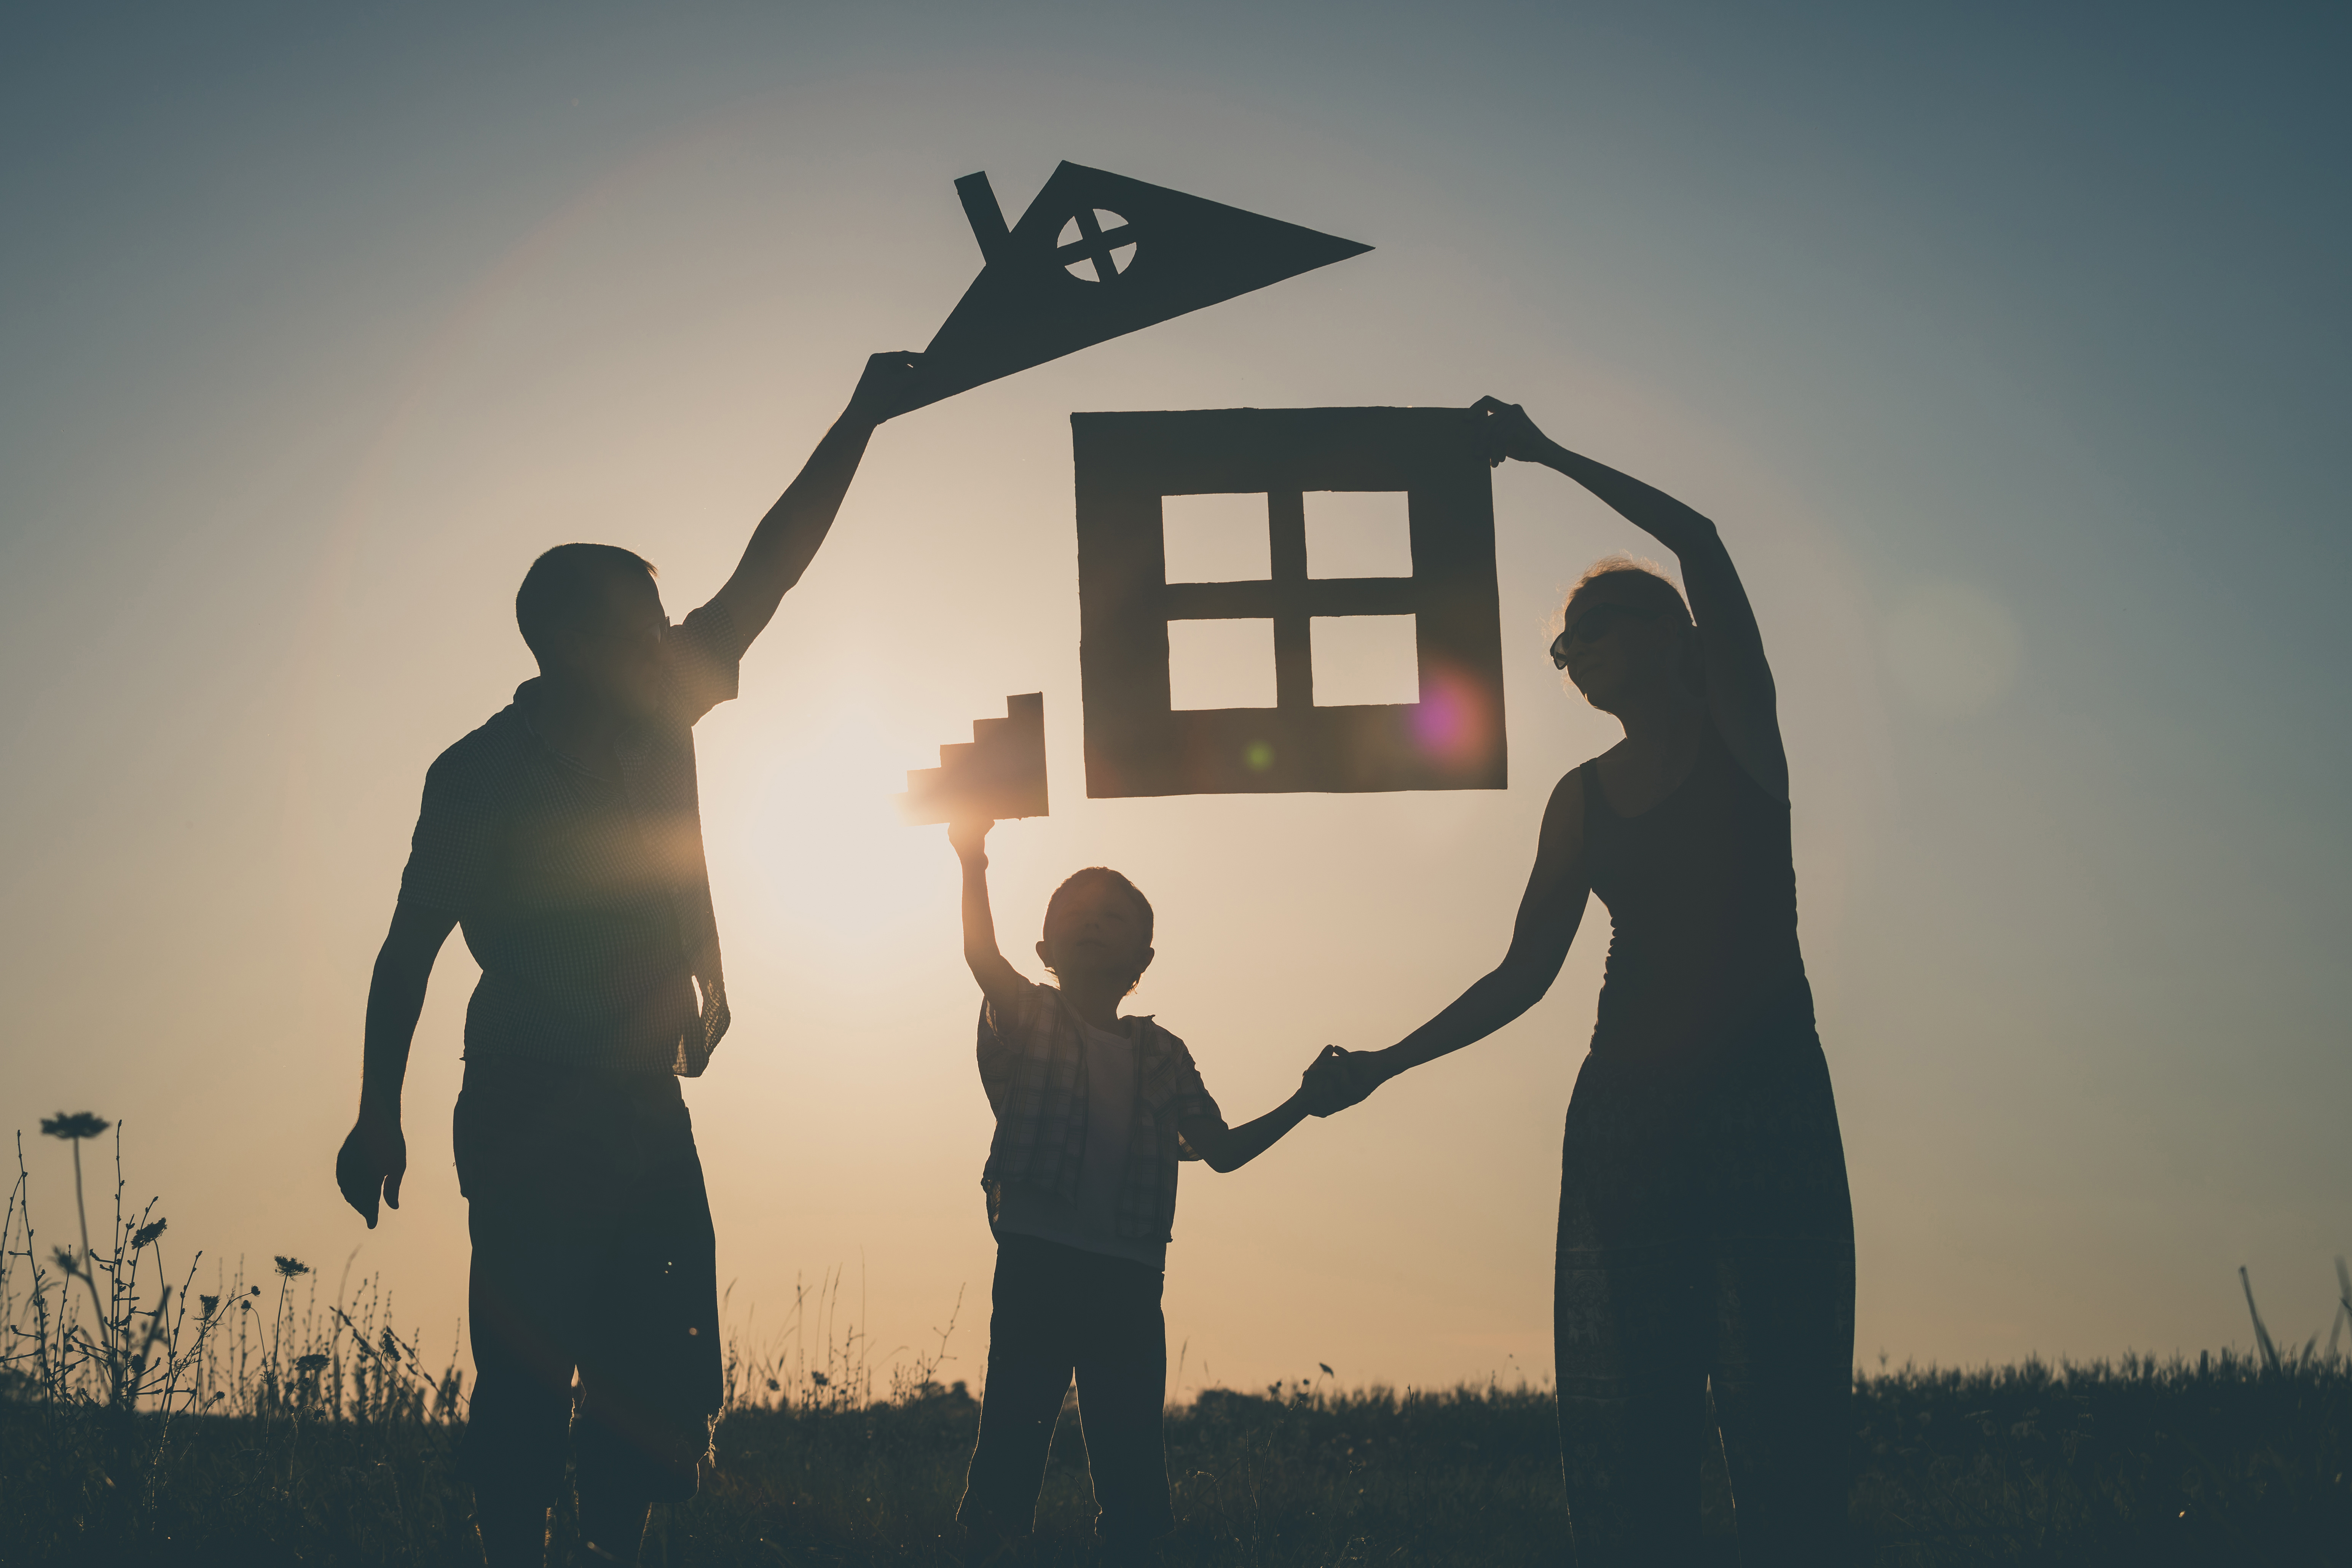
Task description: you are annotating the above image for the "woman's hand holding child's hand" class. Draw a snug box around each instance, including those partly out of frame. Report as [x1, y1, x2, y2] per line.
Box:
[1300, 1045, 1372, 1118]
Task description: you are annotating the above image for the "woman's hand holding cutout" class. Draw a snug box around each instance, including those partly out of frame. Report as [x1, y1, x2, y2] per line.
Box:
[1470, 395, 1558, 467]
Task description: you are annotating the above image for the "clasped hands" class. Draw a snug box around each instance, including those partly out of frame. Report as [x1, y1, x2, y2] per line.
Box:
[1298, 1044, 1385, 1118]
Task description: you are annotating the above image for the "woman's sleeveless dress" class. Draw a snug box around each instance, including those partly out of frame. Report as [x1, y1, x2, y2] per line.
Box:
[1554, 719, 1855, 1565]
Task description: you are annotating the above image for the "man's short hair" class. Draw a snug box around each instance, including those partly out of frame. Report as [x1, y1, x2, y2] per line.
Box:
[515, 544, 658, 660]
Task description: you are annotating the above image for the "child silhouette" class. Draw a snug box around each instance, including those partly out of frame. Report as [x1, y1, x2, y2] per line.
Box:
[945, 817, 1343, 1554]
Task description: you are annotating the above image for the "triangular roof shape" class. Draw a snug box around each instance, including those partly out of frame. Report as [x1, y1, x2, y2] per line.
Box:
[892, 163, 1371, 416]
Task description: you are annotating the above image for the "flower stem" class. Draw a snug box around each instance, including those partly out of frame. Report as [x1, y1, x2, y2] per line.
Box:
[70, 1137, 110, 1365]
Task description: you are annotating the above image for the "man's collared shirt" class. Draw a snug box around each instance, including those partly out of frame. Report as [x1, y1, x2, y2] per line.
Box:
[396, 600, 744, 1077]
[977, 980, 1224, 1245]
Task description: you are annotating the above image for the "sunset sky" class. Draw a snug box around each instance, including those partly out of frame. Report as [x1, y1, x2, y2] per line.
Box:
[4, 4, 2346, 1396]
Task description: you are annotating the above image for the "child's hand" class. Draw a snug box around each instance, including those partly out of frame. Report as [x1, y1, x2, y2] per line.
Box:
[1300, 1045, 1371, 1118]
[947, 816, 994, 861]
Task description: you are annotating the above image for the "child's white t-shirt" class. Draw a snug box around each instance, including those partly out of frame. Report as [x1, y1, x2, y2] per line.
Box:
[993, 1015, 1167, 1269]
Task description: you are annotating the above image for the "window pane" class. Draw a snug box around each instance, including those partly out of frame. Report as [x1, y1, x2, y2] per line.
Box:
[1304, 490, 1413, 579]
[1162, 492, 1271, 582]
[1168, 619, 1278, 710]
[1311, 615, 1420, 707]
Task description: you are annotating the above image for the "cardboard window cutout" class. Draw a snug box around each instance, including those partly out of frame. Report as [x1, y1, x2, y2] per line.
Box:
[893, 165, 1371, 416]
[896, 694, 1049, 825]
[1075, 408, 1507, 798]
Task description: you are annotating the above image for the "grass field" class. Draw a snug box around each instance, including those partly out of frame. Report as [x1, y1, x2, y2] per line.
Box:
[8, 1125, 2350, 1564]
[5, 1351, 2349, 1565]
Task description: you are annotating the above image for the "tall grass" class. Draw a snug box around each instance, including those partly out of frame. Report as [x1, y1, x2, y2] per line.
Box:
[0, 1118, 975, 1563]
[1851, 1351, 2352, 1565]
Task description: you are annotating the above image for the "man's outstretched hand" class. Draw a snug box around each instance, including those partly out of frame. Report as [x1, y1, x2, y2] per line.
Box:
[1300, 1045, 1381, 1118]
[845, 350, 926, 425]
[335, 1112, 406, 1230]
[1470, 396, 1558, 469]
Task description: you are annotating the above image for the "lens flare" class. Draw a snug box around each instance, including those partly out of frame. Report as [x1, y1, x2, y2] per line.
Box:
[1411, 664, 1497, 767]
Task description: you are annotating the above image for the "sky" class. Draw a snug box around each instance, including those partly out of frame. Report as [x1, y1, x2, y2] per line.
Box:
[3, 2, 2347, 1397]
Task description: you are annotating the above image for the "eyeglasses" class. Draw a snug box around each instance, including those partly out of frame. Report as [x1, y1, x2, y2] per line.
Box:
[1549, 603, 1659, 668]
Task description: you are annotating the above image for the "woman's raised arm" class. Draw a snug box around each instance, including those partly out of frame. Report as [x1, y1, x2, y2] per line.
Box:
[1472, 397, 1789, 802]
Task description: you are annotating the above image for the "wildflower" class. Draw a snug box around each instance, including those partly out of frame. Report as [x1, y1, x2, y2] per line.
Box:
[295, 1353, 329, 1373]
[812, 1370, 829, 1388]
[766, 1378, 780, 1392]
[51, 1246, 80, 1276]
[39, 1112, 109, 1142]
[274, 1256, 310, 1279]
[39, 1113, 116, 1349]
[200, 1295, 220, 1321]
[132, 1218, 167, 1249]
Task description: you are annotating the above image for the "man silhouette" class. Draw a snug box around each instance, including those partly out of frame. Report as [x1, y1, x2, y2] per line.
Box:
[335, 351, 920, 1566]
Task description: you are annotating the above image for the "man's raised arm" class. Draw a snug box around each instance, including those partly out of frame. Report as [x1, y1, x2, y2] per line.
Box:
[707, 351, 924, 646]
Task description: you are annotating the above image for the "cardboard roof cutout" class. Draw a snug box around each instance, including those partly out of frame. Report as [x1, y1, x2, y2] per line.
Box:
[891, 164, 1372, 416]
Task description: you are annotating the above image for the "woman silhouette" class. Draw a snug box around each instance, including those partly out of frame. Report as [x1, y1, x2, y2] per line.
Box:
[1320, 398, 1855, 1565]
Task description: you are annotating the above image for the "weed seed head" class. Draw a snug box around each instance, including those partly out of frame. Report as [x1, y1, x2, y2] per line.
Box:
[274, 1256, 311, 1279]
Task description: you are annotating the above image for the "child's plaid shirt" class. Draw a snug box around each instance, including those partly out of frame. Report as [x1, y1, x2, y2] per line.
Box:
[977, 981, 1224, 1244]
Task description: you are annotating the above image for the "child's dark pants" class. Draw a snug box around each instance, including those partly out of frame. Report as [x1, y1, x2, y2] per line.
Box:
[453, 1059, 723, 1517]
[958, 1233, 1176, 1544]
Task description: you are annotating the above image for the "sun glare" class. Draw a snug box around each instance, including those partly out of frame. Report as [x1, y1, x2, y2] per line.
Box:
[731, 702, 949, 963]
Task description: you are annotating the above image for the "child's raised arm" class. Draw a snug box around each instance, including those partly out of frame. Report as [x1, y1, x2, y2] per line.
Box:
[949, 818, 1029, 1014]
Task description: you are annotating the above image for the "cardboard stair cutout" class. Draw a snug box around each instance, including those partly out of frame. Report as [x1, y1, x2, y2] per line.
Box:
[1075, 407, 1507, 798]
[896, 694, 1050, 825]
[891, 164, 1371, 416]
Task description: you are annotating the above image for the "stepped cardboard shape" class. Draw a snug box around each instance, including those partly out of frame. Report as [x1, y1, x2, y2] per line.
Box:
[1075, 408, 1507, 797]
[891, 164, 1371, 416]
[896, 693, 1049, 825]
